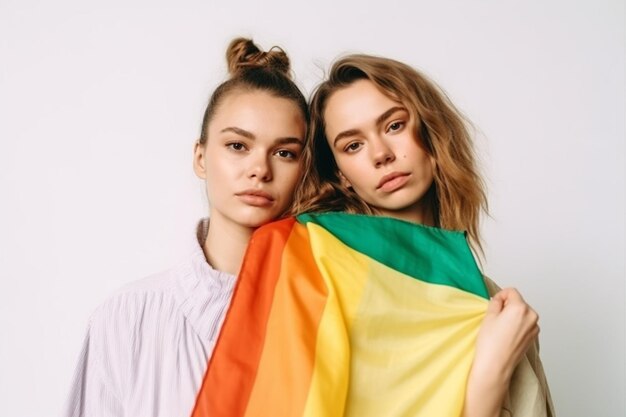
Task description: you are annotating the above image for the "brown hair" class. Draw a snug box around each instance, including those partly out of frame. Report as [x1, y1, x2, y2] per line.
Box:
[292, 54, 488, 249]
[198, 37, 308, 145]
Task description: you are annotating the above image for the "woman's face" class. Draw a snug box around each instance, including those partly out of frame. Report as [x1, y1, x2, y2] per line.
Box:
[323, 79, 435, 224]
[194, 90, 305, 229]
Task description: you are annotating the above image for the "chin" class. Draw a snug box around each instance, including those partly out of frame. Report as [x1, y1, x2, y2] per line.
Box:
[235, 210, 279, 229]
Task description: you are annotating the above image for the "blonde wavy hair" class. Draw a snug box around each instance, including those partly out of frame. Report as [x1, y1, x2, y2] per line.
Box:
[292, 54, 488, 249]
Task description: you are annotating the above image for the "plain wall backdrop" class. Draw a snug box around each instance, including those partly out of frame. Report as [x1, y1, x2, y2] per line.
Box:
[1, 0, 624, 416]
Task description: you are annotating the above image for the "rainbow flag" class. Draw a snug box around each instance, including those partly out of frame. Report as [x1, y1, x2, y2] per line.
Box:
[192, 213, 489, 417]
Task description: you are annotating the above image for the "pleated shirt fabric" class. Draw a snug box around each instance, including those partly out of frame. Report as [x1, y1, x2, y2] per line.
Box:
[62, 219, 236, 417]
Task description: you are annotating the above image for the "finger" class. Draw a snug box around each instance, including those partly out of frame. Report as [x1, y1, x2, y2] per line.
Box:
[487, 295, 504, 314]
[529, 309, 539, 324]
[502, 288, 525, 305]
[490, 288, 517, 310]
[491, 288, 510, 302]
[527, 324, 540, 342]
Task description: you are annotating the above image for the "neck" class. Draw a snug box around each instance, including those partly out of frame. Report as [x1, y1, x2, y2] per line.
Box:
[202, 212, 255, 276]
[386, 206, 435, 226]
[380, 194, 436, 226]
[396, 186, 437, 226]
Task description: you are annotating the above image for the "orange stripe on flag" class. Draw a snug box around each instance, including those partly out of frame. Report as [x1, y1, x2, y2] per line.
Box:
[244, 223, 328, 416]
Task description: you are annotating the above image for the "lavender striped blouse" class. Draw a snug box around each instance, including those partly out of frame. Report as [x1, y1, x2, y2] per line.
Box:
[62, 220, 236, 417]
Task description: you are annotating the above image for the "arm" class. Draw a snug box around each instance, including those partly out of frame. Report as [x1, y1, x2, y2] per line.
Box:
[463, 288, 540, 417]
[61, 324, 124, 417]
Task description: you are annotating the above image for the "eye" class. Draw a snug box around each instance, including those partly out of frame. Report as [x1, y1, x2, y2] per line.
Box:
[275, 149, 298, 160]
[226, 142, 247, 152]
[387, 121, 405, 133]
[344, 142, 362, 153]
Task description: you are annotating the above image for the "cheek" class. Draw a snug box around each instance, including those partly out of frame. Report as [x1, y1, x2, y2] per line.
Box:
[204, 157, 238, 195]
[275, 163, 302, 194]
[203, 172, 221, 197]
[427, 154, 436, 174]
[207, 153, 239, 177]
[332, 149, 354, 174]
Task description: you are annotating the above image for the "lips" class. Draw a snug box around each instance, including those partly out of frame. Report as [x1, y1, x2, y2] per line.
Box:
[377, 172, 410, 193]
[235, 189, 275, 207]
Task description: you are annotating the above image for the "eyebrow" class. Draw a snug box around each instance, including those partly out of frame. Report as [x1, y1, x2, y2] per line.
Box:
[221, 126, 303, 146]
[221, 126, 255, 139]
[332, 106, 408, 146]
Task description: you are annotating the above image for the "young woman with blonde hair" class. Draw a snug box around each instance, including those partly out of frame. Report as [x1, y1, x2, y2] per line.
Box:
[62, 37, 308, 417]
[293, 54, 555, 417]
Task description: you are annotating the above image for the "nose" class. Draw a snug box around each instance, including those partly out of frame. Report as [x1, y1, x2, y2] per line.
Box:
[371, 136, 395, 167]
[247, 154, 273, 182]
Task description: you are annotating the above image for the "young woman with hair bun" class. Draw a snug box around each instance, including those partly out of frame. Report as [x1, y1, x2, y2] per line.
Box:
[62, 37, 308, 417]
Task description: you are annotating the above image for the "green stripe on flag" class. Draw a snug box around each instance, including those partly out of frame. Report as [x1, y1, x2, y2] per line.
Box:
[296, 212, 488, 299]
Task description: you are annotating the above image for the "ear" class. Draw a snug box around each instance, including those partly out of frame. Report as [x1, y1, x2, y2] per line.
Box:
[338, 170, 352, 189]
[193, 141, 207, 179]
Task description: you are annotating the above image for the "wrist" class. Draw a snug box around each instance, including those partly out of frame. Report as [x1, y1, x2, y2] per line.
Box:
[469, 357, 515, 387]
[463, 367, 510, 417]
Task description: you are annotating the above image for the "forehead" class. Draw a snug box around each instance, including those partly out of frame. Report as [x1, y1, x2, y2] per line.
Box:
[211, 90, 305, 136]
[324, 79, 403, 133]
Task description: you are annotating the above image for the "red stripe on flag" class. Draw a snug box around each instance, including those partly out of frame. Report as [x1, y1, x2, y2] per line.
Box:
[191, 217, 297, 417]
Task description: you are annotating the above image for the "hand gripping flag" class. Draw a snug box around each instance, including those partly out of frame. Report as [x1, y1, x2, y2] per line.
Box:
[191, 213, 489, 417]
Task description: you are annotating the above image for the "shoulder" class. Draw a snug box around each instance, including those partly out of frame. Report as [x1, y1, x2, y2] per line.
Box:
[78, 262, 198, 385]
[86, 255, 200, 337]
[83, 268, 179, 348]
[86, 247, 236, 344]
[99, 266, 178, 307]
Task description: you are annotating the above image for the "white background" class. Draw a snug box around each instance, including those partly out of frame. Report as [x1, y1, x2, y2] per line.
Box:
[1, 0, 624, 416]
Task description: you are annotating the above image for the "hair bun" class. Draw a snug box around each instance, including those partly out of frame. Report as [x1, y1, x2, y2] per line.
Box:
[226, 37, 291, 78]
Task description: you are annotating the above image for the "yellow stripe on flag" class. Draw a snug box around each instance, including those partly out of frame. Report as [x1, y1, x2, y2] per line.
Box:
[303, 223, 488, 417]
